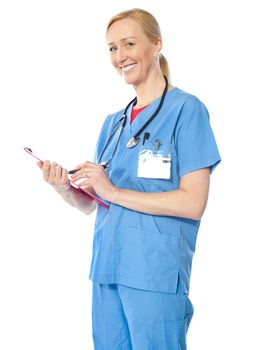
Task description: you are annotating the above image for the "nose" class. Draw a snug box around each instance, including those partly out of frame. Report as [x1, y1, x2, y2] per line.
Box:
[116, 46, 127, 66]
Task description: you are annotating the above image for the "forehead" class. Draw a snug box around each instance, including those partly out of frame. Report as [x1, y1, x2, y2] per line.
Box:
[106, 18, 147, 44]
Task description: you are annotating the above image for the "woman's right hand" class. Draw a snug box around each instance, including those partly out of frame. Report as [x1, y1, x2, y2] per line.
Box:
[37, 161, 69, 186]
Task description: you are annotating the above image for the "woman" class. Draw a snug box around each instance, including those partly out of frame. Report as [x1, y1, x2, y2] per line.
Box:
[39, 8, 221, 350]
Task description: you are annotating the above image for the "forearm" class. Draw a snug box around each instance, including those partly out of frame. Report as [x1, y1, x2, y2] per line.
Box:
[54, 184, 97, 215]
[108, 168, 210, 220]
[110, 188, 207, 220]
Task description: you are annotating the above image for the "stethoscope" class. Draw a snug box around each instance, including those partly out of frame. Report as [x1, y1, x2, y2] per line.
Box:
[98, 75, 168, 169]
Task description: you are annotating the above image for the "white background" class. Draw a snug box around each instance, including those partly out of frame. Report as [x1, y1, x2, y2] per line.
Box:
[0, 0, 256, 349]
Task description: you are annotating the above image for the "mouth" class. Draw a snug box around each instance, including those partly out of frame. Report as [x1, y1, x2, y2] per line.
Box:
[120, 63, 136, 72]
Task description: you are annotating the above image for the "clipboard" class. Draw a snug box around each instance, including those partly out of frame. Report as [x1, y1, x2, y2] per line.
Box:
[24, 147, 110, 209]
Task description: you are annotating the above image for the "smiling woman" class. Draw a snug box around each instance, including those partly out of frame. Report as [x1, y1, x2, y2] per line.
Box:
[37, 7, 221, 350]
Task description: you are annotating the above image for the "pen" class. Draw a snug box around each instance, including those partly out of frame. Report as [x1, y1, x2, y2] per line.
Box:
[68, 169, 80, 174]
[142, 132, 150, 145]
[68, 162, 107, 174]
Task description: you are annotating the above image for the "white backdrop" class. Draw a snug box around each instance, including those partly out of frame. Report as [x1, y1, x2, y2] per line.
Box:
[1, 0, 256, 349]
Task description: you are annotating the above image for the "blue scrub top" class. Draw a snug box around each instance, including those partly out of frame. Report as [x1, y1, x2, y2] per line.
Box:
[89, 87, 221, 294]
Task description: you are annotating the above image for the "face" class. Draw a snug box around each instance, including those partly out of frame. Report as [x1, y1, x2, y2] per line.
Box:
[106, 18, 162, 87]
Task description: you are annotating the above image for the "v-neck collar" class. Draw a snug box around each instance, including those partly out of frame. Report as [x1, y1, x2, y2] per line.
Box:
[124, 87, 178, 136]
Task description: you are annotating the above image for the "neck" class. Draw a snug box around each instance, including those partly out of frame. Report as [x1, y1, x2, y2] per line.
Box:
[133, 73, 170, 108]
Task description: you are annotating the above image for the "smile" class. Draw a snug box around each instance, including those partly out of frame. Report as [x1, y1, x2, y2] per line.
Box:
[121, 64, 136, 72]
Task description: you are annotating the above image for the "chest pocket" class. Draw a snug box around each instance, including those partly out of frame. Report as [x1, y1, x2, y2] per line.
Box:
[137, 139, 179, 191]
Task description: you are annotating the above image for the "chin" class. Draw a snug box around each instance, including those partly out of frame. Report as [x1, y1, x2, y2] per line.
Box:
[122, 73, 140, 86]
[123, 76, 135, 85]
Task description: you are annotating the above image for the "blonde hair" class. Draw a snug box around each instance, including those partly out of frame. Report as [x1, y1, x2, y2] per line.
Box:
[106, 8, 171, 83]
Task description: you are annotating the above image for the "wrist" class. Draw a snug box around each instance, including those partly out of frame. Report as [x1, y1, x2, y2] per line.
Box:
[108, 186, 121, 204]
[54, 183, 71, 192]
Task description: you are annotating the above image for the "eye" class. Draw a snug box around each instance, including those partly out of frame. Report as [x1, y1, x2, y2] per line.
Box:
[109, 46, 117, 53]
[125, 42, 135, 47]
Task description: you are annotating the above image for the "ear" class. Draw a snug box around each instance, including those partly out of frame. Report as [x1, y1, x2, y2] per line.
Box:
[154, 38, 163, 56]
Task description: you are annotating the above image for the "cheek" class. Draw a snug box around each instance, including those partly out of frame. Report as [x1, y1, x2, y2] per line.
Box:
[140, 47, 155, 64]
[110, 56, 122, 74]
[110, 55, 117, 67]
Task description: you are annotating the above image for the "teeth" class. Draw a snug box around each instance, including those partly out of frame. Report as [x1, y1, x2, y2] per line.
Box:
[121, 64, 136, 72]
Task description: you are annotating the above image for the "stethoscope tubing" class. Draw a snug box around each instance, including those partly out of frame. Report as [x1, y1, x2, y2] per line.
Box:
[98, 75, 168, 167]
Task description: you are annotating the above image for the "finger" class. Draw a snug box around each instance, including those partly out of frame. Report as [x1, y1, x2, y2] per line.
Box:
[71, 168, 89, 181]
[62, 168, 69, 183]
[73, 161, 90, 170]
[76, 179, 88, 188]
[79, 178, 95, 189]
[42, 161, 51, 181]
[71, 164, 103, 181]
[48, 162, 57, 184]
[55, 165, 69, 185]
[37, 161, 43, 169]
[73, 161, 97, 171]
[73, 170, 93, 182]
[70, 169, 95, 186]
[55, 164, 63, 181]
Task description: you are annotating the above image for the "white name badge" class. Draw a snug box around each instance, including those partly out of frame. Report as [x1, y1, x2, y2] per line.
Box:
[138, 150, 171, 179]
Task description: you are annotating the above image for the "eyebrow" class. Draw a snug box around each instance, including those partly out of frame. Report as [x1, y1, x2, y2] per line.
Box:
[107, 37, 137, 46]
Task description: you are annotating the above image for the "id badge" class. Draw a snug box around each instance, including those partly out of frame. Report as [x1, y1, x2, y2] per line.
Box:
[138, 149, 172, 179]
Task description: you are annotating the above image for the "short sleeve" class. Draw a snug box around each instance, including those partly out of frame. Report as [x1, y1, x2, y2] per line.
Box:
[175, 97, 221, 178]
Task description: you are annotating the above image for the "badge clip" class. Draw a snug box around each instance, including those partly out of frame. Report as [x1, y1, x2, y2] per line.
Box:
[154, 139, 161, 150]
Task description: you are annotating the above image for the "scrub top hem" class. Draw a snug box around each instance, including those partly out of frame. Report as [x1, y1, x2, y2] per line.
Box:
[88, 271, 181, 294]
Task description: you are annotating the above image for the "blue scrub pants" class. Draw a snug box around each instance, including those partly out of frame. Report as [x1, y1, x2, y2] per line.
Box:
[92, 278, 194, 350]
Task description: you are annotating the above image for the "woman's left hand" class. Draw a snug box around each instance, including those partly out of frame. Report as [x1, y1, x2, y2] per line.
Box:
[70, 161, 117, 201]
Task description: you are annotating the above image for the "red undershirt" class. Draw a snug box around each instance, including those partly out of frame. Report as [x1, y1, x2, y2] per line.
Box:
[130, 105, 148, 123]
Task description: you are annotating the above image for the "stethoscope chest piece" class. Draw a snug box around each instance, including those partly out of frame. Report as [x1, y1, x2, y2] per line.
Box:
[126, 137, 140, 149]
